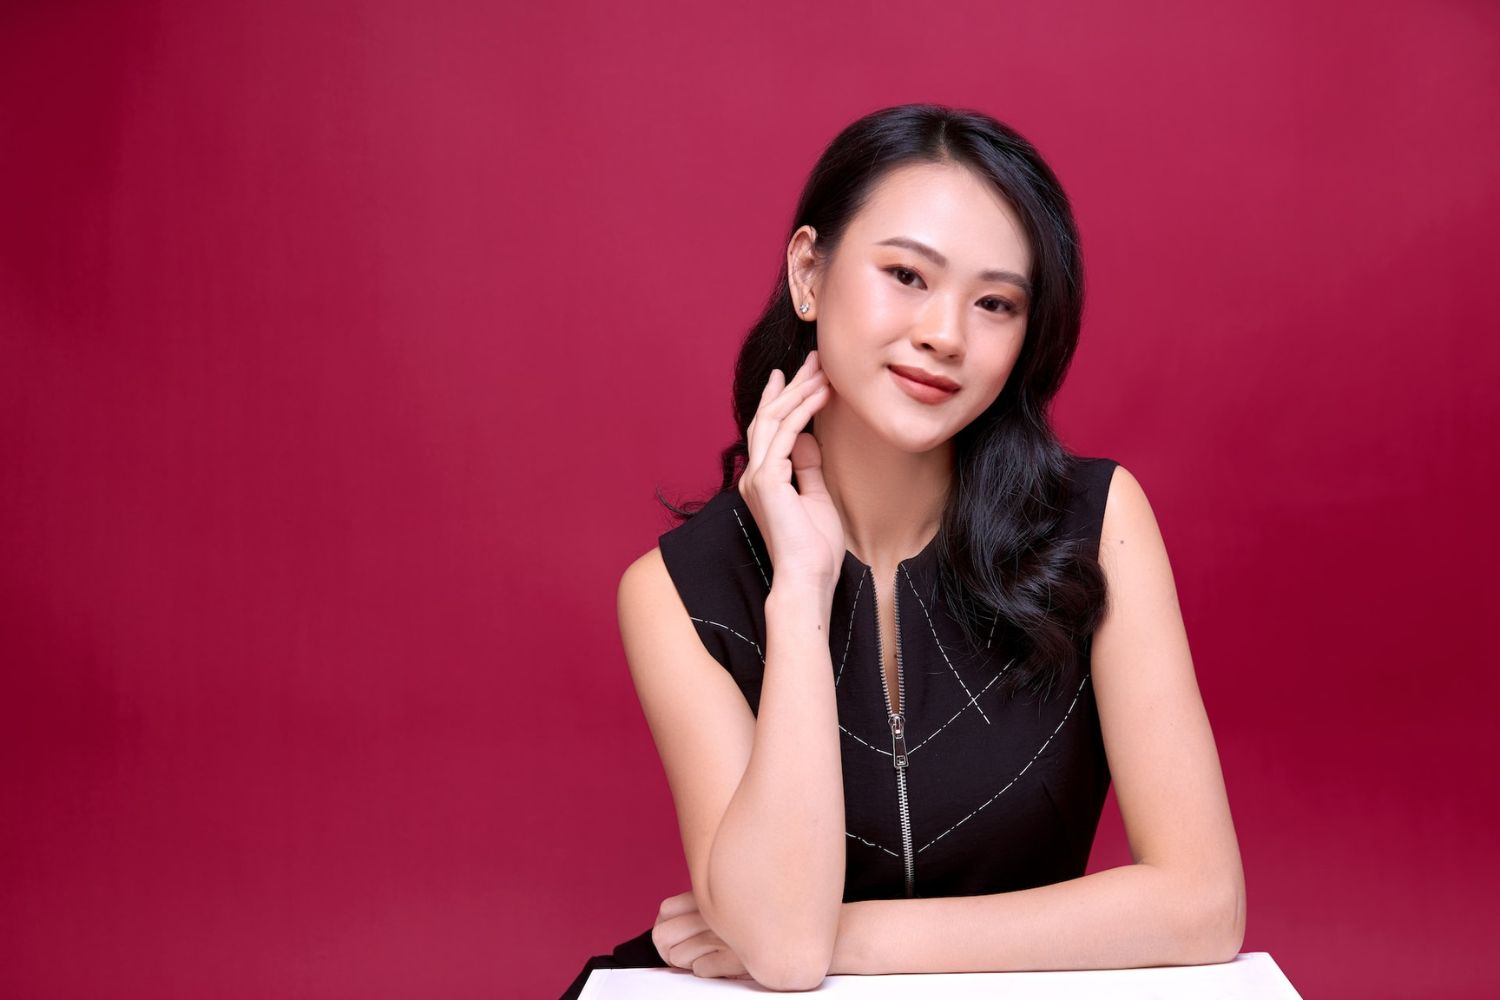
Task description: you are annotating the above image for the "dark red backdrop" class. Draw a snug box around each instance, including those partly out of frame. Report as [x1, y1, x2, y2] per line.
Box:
[3, 2, 1496, 998]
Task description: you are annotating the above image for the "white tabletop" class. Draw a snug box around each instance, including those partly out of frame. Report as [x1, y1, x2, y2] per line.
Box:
[579, 952, 1300, 998]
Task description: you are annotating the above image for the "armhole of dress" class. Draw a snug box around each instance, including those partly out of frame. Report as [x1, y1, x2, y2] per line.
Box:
[657, 532, 728, 674]
[656, 491, 773, 716]
[656, 492, 752, 677]
[1088, 459, 1121, 560]
[1075, 457, 1120, 680]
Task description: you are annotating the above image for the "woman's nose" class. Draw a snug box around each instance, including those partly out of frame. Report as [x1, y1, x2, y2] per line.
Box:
[914, 298, 966, 358]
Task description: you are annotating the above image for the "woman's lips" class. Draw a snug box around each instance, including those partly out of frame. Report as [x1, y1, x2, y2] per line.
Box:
[890, 366, 958, 404]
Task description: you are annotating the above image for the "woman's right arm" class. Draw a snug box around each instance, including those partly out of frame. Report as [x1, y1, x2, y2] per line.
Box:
[617, 550, 844, 991]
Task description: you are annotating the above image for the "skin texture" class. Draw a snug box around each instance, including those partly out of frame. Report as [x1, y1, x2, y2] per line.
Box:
[622, 161, 1245, 988]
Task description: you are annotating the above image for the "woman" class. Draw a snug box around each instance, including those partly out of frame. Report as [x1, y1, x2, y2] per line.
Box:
[560, 102, 1244, 997]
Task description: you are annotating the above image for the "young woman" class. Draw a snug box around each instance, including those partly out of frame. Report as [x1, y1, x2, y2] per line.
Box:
[561, 102, 1244, 997]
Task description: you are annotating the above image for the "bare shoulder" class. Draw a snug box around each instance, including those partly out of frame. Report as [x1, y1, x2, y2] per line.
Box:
[616, 545, 697, 652]
[618, 544, 669, 604]
[616, 545, 676, 667]
[1098, 463, 1160, 563]
[1093, 462, 1184, 679]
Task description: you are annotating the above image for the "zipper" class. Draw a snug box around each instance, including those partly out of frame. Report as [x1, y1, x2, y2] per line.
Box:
[871, 567, 916, 898]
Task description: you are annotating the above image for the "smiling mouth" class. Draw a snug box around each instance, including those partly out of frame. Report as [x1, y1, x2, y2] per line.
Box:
[889, 366, 959, 403]
[888, 364, 960, 392]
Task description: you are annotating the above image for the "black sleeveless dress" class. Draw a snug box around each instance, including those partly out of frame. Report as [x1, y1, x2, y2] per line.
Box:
[558, 456, 1119, 998]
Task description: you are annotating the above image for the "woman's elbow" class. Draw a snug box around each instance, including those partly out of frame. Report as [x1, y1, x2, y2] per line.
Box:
[741, 932, 834, 993]
[744, 950, 831, 993]
[1219, 880, 1248, 961]
[731, 894, 839, 988]
[1188, 876, 1246, 965]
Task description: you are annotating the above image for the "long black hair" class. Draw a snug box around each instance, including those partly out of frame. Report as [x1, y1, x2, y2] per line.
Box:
[656, 102, 1107, 702]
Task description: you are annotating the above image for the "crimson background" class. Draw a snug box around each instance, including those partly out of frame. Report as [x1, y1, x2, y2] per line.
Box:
[2, 2, 1496, 998]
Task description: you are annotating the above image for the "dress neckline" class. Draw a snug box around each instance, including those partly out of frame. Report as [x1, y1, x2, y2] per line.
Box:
[721, 487, 942, 582]
[841, 527, 943, 576]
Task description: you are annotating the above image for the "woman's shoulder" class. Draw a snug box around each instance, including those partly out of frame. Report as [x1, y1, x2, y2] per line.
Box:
[623, 485, 770, 615]
[621, 485, 771, 685]
[657, 486, 746, 545]
[658, 486, 770, 577]
[1064, 456, 1170, 567]
[1068, 453, 1121, 483]
[620, 489, 741, 583]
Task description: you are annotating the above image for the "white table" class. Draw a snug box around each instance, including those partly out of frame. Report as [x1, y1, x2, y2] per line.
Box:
[579, 952, 1300, 998]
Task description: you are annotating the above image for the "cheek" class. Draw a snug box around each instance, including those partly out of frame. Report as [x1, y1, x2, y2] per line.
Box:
[997, 324, 1027, 368]
[880, 294, 928, 333]
[816, 277, 901, 373]
[973, 336, 1025, 396]
[977, 334, 1021, 373]
[848, 271, 907, 327]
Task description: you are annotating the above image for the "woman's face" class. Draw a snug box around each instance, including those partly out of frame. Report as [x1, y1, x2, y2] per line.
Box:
[789, 161, 1033, 453]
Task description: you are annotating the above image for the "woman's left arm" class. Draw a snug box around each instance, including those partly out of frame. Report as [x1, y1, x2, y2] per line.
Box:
[830, 465, 1246, 975]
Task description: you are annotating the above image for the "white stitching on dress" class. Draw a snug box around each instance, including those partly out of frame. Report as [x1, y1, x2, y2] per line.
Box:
[905, 658, 1015, 755]
[846, 830, 900, 857]
[700, 611, 898, 762]
[838, 566, 1006, 760]
[841, 666, 1006, 759]
[915, 674, 1090, 854]
[835, 567, 895, 750]
[834, 570, 866, 686]
[899, 563, 991, 726]
[688, 617, 764, 660]
[839, 724, 889, 756]
[732, 507, 771, 591]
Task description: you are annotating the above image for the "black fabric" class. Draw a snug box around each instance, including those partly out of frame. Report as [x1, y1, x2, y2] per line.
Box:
[560, 456, 1119, 997]
[557, 927, 661, 1000]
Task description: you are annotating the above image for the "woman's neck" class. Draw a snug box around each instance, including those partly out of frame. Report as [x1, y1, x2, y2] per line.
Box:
[811, 407, 953, 574]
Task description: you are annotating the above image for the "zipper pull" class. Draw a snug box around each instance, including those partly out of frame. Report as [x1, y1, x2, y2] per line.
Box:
[888, 712, 909, 769]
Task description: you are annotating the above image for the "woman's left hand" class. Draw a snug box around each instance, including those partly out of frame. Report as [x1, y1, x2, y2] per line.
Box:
[652, 889, 754, 980]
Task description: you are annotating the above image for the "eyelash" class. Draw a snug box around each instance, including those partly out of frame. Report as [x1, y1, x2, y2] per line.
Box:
[885, 265, 1019, 316]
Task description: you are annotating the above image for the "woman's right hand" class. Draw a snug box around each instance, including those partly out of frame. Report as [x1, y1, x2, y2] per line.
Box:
[652, 889, 754, 981]
[738, 349, 843, 592]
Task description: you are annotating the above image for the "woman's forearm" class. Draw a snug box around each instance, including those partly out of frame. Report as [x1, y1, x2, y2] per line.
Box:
[830, 862, 1245, 975]
[702, 581, 845, 986]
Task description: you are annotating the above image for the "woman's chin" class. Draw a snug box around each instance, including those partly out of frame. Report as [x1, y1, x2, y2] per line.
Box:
[820, 395, 956, 454]
[870, 420, 957, 455]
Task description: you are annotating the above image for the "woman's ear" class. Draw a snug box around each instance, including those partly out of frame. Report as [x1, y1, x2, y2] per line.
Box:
[786, 225, 819, 321]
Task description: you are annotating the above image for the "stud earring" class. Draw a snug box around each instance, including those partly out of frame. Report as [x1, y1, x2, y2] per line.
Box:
[799, 302, 810, 315]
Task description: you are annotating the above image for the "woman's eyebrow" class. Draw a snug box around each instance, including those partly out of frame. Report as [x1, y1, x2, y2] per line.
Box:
[875, 235, 1032, 294]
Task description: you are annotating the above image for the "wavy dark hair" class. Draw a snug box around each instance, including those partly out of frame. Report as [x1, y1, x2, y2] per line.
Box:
[656, 102, 1107, 702]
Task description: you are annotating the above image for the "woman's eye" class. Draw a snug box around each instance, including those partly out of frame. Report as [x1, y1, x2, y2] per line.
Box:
[886, 265, 923, 287]
[887, 266, 1018, 316]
